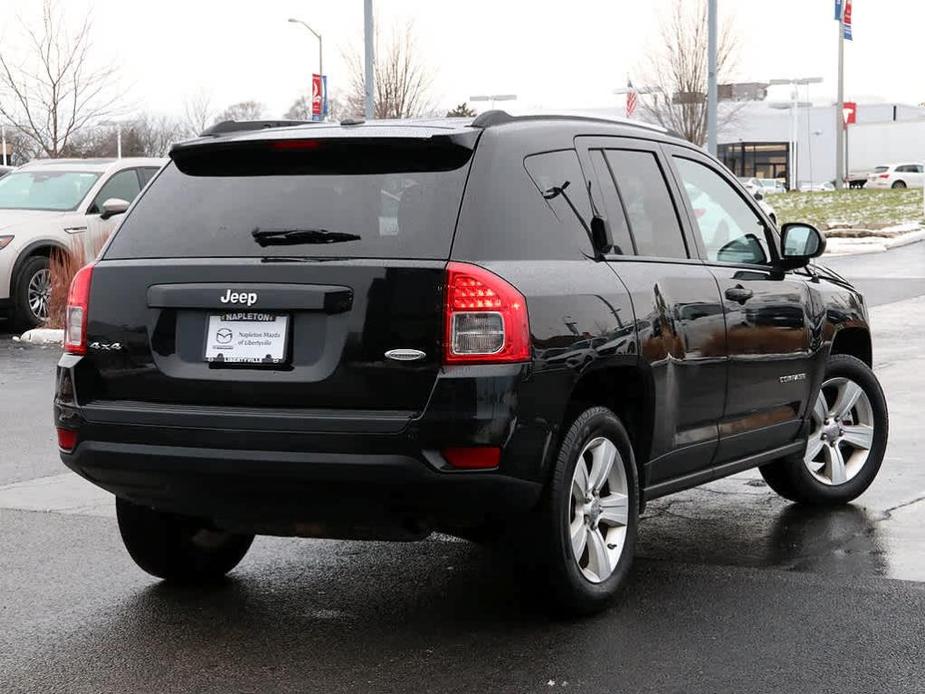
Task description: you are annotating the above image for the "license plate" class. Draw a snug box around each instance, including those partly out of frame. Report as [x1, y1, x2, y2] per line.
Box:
[204, 312, 288, 364]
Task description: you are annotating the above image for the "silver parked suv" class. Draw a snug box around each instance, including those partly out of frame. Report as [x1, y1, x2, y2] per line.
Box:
[0, 157, 164, 327]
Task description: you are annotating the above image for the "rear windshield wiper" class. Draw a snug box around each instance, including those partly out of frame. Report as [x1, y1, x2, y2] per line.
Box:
[251, 227, 362, 247]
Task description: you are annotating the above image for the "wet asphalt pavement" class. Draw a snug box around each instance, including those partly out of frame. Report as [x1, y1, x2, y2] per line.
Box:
[2, 243, 925, 693]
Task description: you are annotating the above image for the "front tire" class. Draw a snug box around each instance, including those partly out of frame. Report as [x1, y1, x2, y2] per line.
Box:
[532, 406, 639, 615]
[116, 498, 254, 583]
[760, 354, 888, 505]
[13, 255, 51, 329]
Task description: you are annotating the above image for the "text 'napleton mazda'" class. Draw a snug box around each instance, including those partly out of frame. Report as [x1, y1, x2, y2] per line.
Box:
[54, 113, 888, 614]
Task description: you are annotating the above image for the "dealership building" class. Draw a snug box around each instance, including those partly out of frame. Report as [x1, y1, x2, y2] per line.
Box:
[575, 85, 925, 189]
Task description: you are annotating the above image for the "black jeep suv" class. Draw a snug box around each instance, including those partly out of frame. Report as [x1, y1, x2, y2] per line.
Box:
[54, 112, 888, 614]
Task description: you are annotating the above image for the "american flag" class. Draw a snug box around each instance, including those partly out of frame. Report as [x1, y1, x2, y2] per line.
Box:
[625, 80, 638, 118]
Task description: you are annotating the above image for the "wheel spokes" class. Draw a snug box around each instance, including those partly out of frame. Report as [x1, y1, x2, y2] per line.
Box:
[570, 516, 588, 559]
[805, 435, 825, 462]
[599, 493, 629, 526]
[841, 424, 873, 450]
[812, 390, 828, 423]
[585, 527, 612, 581]
[824, 443, 848, 485]
[831, 381, 863, 420]
[572, 460, 589, 501]
[588, 439, 617, 494]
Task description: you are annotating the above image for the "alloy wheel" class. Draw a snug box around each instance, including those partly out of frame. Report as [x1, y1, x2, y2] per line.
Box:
[27, 268, 51, 322]
[804, 376, 875, 486]
[568, 436, 629, 583]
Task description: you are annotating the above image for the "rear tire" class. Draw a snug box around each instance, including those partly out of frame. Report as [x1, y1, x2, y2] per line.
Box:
[760, 355, 888, 505]
[13, 255, 51, 329]
[525, 406, 639, 616]
[116, 498, 254, 583]
[891, 180, 906, 189]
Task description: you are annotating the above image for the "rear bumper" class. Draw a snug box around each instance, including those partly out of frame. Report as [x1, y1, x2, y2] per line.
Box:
[61, 439, 541, 535]
[55, 357, 552, 534]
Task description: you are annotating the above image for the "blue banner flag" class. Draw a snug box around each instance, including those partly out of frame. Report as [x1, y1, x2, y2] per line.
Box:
[835, 0, 842, 20]
[322, 76, 329, 117]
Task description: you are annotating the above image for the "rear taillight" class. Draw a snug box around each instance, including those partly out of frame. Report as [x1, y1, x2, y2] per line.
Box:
[879, 174, 890, 179]
[64, 263, 94, 355]
[56, 427, 77, 452]
[442, 446, 501, 470]
[443, 262, 530, 364]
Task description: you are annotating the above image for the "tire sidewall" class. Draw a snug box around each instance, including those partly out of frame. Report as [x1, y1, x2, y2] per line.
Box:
[14, 255, 50, 329]
[547, 407, 639, 612]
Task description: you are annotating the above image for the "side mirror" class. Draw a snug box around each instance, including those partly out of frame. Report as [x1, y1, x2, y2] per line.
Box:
[590, 215, 613, 256]
[780, 222, 826, 268]
[100, 197, 130, 220]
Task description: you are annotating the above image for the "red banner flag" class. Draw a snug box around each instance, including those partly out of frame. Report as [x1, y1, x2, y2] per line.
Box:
[311, 73, 323, 120]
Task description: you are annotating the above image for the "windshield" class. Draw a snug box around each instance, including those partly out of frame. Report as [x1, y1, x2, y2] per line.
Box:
[0, 170, 100, 211]
[106, 153, 472, 260]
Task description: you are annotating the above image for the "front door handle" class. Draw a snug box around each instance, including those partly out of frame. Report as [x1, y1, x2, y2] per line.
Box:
[724, 285, 754, 303]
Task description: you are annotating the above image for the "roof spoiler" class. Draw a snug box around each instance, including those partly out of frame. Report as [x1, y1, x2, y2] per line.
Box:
[199, 120, 316, 137]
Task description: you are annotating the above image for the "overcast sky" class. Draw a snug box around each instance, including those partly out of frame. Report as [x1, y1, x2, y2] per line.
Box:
[2, 0, 923, 120]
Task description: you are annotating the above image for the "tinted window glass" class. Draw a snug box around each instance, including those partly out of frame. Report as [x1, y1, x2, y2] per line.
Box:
[524, 150, 593, 230]
[674, 157, 769, 265]
[91, 169, 141, 213]
[604, 150, 688, 259]
[588, 150, 634, 255]
[0, 170, 100, 211]
[137, 167, 160, 187]
[106, 159, 470, 260]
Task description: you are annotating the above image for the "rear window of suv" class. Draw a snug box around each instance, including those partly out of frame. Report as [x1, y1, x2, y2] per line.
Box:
[105, 139, 473, 260]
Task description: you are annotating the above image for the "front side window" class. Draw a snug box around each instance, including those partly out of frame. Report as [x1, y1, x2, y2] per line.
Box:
[673, 157, 769, 265]
[89, 169, 142, 213]
[0, 170, 100, 211]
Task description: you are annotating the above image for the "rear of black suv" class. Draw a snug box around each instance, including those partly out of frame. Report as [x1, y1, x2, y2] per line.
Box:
[54, 123, 555, 545]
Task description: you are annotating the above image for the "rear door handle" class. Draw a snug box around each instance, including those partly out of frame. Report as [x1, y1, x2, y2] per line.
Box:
[724, 286, 754, 303]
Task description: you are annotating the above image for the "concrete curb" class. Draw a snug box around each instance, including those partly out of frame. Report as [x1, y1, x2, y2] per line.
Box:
[824, 229, 925, 257]
[15, 328, 64, 345]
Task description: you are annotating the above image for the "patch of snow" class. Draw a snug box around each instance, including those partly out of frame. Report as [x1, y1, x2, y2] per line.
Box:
[18, 328, 64, 345]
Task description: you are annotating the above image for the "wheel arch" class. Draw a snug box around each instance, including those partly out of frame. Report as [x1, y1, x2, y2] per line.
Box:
[560, 364, 655, 494]
[830, 326, 872, 367]
[9, 239, 69, 294]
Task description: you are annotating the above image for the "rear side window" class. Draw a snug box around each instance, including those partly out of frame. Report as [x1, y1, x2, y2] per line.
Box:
[105, 140, 472, 260]
[524, 150, 593, 232]
[604, 150, 688, 259]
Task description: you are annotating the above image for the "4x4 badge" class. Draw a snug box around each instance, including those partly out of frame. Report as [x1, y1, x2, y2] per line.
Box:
[385, 349, 426, 362]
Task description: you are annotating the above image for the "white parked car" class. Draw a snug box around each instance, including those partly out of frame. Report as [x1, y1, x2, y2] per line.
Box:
[0, 157, 165, 327]
[865, 163, 925, 189]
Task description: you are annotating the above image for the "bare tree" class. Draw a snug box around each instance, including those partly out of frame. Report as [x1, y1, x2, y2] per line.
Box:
[639, 0, 739, 145]
[133, 114, 187, 156]
[344, 23, 434, 119]
[182, 89, 214, 136]
[214, 100, 266, 124]
[283, 91, 344, 122]
[0, 0, 120, 158]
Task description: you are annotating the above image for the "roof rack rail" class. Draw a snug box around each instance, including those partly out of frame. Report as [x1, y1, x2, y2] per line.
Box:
[469, 110, 668, 135]
[199, 120, 314, 137]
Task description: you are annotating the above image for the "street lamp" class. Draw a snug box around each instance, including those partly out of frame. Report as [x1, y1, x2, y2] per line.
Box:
[1, 125, 7, 166]
[470, 94, 517, 110]
[769, 77, 823, 192]
[288, 17, 323, 119]
[99, 120, 129, 159]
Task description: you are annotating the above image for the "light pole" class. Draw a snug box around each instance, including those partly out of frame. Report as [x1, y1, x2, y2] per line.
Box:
[769, 77, 823, 191]
[1, 125, 7, 166]
[288, 19, 323, 93]
[99, 120, 125, 158]
[364, 0, 374, 120]
[706, 0, 718, 156]
[470, 94, 517, 110]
